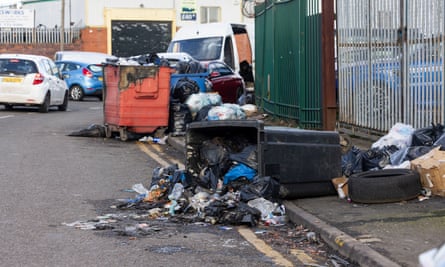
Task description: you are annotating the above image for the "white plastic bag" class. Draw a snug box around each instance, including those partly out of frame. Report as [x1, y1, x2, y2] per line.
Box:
[207, 104, 246, 120]
[240, 104, 258, 117]
[247, 198, 275, 220]
[185, 92, 222, 115]
[372, 123, 415, 149]
[419, 244, 445, 267]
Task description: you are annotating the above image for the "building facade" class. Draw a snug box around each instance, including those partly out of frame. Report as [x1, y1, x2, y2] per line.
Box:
[19, 0, 254, 56]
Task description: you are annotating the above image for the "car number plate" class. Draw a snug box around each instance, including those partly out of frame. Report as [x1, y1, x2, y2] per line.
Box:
[2, 77, 23, 83]
[98, 77, 103, 81]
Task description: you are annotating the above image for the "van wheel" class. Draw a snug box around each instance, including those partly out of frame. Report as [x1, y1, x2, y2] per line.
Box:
[4, 104, 13, 110]
[349, 169, 421, 204]
[39, 93, 50, 113]
[70, 85, 84, 101]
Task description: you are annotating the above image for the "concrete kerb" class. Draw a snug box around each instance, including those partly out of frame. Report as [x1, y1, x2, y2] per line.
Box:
[283, 201, 401, 267]
[166, 135, 400, 266]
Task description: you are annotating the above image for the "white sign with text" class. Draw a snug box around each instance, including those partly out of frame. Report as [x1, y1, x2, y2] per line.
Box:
[0, 9, 34, 28]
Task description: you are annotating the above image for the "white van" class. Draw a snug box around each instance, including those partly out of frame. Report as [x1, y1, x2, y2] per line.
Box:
[167, 23, 253, 76]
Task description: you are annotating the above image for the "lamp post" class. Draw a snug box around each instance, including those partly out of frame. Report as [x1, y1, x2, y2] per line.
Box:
[60, 0, 64, 50]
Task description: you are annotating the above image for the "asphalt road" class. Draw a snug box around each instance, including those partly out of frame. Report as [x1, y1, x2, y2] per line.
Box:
[0, 99, 346, 267]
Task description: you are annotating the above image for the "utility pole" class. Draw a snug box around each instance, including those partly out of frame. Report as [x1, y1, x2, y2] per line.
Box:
[60, 0, 65, 50]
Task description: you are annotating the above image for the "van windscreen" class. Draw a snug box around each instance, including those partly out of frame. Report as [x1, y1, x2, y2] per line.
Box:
[168, 37, 223, 61]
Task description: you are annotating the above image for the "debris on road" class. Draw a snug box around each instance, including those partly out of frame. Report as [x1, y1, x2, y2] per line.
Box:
[68, 124, 106, 137]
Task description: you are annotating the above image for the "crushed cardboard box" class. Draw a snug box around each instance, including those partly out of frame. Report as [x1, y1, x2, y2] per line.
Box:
[410, 147, 445, 197]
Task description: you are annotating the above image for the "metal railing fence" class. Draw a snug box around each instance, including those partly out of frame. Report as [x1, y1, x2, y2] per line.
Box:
[337, 0, 445, 138]
[255, 0, 324, 129]
[0, 27, 81, 44]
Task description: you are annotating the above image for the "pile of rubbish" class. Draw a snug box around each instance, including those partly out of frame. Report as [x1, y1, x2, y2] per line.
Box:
[340, 122, 445, 202]
[169, 91, 257, 137]
[63, 163, 287, 235]
[169, 81, 257, 137]
[115, 163, 285, 227]
[342, 122, 445, 176]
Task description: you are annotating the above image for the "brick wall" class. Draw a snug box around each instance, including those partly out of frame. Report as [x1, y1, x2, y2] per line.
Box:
[80, 27, 107, 53]
[0, 27, 107, 59]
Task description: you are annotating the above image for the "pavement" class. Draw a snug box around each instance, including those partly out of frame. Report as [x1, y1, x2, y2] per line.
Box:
[166, 134, 445, 267]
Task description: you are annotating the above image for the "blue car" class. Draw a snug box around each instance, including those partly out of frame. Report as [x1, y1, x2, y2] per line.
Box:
[56, 60, 104, 101]
[340, 43, 443, 120]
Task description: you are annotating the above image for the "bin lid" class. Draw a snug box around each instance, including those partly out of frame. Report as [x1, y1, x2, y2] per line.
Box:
[187, 120, 264, 130]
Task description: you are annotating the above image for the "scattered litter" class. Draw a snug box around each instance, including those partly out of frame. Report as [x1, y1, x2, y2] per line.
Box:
[67, 124, 106, 137]
[254, 230, 267, 234]
[306, 232, 318, 243]
[139, 135, 168, 144]
[132, 183, 149, 195]
[329, 255, 352, 267]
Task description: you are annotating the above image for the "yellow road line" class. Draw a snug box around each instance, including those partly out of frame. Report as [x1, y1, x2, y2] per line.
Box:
[136, 142, 185, 169]
[290, 249, 318, 265]
[238, 227, 294, 267]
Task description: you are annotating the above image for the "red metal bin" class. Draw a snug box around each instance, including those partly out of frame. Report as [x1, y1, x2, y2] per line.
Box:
[103, 64, 172, 141]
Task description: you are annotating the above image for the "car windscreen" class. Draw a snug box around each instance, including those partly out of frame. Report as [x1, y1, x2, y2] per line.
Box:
[168, 37, 223, 61]
[0, 58, 38, 75]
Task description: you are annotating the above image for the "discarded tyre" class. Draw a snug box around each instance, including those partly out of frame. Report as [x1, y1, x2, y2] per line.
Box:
[349, 169, 421, 204]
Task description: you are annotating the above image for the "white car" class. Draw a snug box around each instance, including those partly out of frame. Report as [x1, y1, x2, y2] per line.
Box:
[0, 54, 69, 112]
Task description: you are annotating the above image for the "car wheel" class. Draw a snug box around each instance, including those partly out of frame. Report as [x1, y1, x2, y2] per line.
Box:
[58, 92, 68, 111]
[70, 85, 84, 101]
[39, 93, 50, 113]
[349, 169, 421, 204]
[4, 104, 13, 110]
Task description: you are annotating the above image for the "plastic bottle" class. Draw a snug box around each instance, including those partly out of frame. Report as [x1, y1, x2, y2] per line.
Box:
[169, 200, 177, 215]
[168, 183, 184, 200]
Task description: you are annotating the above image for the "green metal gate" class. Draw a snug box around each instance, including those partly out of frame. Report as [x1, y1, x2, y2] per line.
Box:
[255, 0, 323, 129]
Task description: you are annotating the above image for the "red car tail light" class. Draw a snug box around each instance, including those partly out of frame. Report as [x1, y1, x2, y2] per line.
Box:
[82, 67, 93, 78]
[32, 73, 44, 85]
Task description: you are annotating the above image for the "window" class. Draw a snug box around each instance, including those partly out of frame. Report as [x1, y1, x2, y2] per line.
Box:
[223, 37, 235, 69]
[200, 7, 220, 23]
[169, 37, 223, 61]
[42, 59, 53, 75]
[0, 59, 37, 74]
